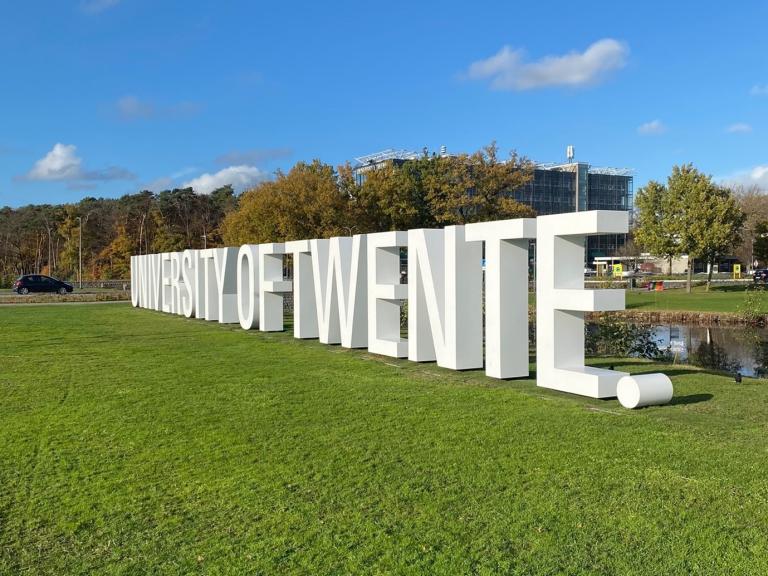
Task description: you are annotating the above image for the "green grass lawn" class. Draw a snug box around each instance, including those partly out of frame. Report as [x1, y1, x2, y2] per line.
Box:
[1, 304, 767, 575]
[625, 284, 768, 313]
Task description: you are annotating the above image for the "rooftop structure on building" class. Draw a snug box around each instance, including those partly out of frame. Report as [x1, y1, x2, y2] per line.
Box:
[535, 162, 634, 177]
[354, 149, 422, 165]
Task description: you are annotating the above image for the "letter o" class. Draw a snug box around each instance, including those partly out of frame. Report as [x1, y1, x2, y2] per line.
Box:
[237, 245, 260, 330]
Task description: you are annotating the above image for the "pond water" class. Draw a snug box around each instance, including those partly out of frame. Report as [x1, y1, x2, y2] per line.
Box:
[651, 324, 768, 377]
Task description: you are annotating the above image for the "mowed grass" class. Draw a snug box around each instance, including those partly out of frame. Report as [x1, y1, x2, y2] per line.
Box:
[625, 284, 768, 313]
[1, 305, 767, 575]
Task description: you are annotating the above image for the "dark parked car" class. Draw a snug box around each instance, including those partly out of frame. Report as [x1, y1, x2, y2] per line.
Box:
[12, 275, 73, 295]
[753, 269, 768, 284]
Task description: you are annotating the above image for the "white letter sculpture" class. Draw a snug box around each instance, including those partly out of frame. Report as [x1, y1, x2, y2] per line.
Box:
[617, 374, 673, 409]
[213, 247, 239, 324]
[237, 245, 260, 330]
[170, 252, 182, 315]
[536, 210, 628, 398]
[259, 243, 292, 332]
[199, 249, 219, 321]
[285, 240, 319, 339]
[367, 231, 408, 358]
[180, 249, 199, 318]
[130, 256, 140, 307]
[161, 253, 173, 313]
[129, 210, 672, 408]
[150, 253, 162, 312]
[465, 218, 536, 379]
[408, 225, 482, 370]
[311, 235, 368, 348]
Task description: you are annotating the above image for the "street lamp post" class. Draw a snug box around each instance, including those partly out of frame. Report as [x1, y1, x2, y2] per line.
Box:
[76, 216, 83, 289]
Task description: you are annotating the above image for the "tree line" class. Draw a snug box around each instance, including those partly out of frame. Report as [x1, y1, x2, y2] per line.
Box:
[1, 143, 535, 286]
[220, 143, 535, 245]
[0, 187, 237, 287]
[632, 164, 758, 291]
[6, 148, 763, 292]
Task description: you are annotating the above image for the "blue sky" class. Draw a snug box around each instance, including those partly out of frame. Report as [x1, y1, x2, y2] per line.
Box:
[1, 0, 766, 207]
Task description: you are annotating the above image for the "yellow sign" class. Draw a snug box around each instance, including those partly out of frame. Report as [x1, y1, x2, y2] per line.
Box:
[733, 264, 741, 279]
[612, 264, 623, 277]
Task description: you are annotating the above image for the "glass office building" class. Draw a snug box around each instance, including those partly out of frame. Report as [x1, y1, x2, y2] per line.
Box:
[513, 162, 633, 263]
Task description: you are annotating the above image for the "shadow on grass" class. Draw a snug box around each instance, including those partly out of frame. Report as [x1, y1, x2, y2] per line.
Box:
[587, 358, 645, 367]
[670, 393, 713, 406]
[530, 362, 684, 378]
[589, 358, 733, 380]
[587, 358, 685, 370]
[710, 284, 751, 293]
[631, 368, 702, 378]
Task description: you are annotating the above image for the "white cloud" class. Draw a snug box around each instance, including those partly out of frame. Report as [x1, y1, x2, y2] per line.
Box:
[182, 165, 266, 194]
[21, 143, 135, 185]
[637, 119, 667, 135]
[26, 143, 82, 181]
[720, 165, 768, 190]
[465, 38, 628, 91]
[726, 123, 752, 134]
[750, 85, 768, 96]
[751, 166, 768, 188]
[80, 0, 121, 14]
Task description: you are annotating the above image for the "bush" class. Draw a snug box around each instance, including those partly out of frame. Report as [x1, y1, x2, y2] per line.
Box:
[738, 286, 766, 326]
[585, 317, 670, 360]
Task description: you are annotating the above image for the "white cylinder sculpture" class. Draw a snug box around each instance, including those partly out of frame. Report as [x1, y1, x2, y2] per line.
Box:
[617, 374, 673, 409]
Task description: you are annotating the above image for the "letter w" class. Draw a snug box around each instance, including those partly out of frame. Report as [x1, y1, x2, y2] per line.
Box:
[310, 235, 368, 348]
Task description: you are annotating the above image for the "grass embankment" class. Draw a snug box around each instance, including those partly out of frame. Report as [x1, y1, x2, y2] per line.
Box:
[0, 288, 129, 304]
[625, 284, 768, 314]
[528, 284, 768, 321]
[1, 304, 767, 574]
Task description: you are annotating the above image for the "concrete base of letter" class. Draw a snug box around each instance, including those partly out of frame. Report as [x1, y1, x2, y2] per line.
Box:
[617, 374, 673, 409]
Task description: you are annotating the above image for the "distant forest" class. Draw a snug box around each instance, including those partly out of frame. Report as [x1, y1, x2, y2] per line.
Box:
[0, 187, 237, 286]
